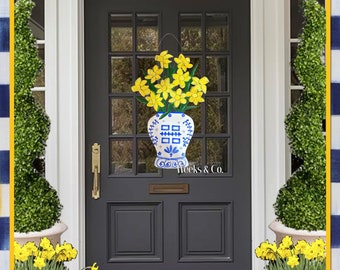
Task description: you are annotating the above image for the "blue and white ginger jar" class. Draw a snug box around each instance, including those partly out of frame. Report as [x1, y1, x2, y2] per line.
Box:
[148, 112, 194, 169]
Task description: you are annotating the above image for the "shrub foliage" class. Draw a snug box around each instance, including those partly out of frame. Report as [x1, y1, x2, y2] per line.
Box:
[274, 0, 326, 231]
[14, 0, 62, 233]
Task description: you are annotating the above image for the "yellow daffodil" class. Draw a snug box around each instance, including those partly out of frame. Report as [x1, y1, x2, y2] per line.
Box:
[146, 92, 164, 111]
[145, 65, 163, 83]
[277, 246, 292, 259]
[174, 53, 193, 71]
[191, 76, 209, 93]
[294, 240, 309, 255]
[172, 69, 190, 88]
[131, 77, 150, 97]
[22, 242, 38, 257]
[302, 245, 317, 260]
[169, 89, 187, 108]
[279, 236, 293, 249]
[287, 255, 299, 268]
[155, 78, 173, 99]
[41, 249, 56, 260]
[91, 262, 99, 270]
[40, 237, 53, 250]
[33, 257, 46, 270]
[186, 87, 204, 105]
[15, 246, 29, 262]
[155, 50, 173, 68]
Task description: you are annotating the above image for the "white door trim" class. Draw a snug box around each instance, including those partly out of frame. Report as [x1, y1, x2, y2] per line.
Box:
[45, 0, 289, 269]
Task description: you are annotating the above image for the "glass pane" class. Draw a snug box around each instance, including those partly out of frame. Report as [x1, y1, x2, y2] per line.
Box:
[190, 57, 201, 75]
[188, 105, 202, 133]
[137, 57, 155, 78]
[34, 47, 45, 87]
[111, 57, 132, 93]
[32, 91, 45, 108]
[137, 139, 158, 173]
[206, 97, 228, 134]
[137, 102, 155, 133]
[291, 89, 303, 105]
[137, 14, 159, 51]
[111, 98, 133, 134]
[290, 0, 303, 39]
[111, 139, 133, 175]
[180, 14, 202, 51]
[290, 43, 300, 85]
[207, 138, 228, 173]
[110, 14, 133, 52]
[206, 56, 228, 92]
[206, 13, 229, 51]
[186, 139, 202, 166]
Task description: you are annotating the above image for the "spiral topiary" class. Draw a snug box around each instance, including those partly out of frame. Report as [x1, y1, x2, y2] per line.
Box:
[14, 0, 62, 233]
[274, 0, 326, 231]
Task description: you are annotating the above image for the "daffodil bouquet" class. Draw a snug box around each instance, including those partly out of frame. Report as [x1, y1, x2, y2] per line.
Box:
[131, 50, 209, 119]
[14, 238, 98, 270]
[255, 236, 325, 270]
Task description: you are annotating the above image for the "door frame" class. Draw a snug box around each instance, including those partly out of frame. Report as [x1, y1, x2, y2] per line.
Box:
[44, 0, 290, 269]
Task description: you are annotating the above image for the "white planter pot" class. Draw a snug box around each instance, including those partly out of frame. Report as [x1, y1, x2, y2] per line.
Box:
[14, 222, 68, 246]
[269, 220, 326, 244]
[148, 112, 194, 169]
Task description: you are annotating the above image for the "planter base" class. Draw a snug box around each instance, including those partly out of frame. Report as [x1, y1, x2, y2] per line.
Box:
[269, 220, 326, 244]
[14, 222, 68, 246]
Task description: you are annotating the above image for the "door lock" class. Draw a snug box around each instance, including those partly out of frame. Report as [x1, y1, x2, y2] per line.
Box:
[92, 143, 101, 199]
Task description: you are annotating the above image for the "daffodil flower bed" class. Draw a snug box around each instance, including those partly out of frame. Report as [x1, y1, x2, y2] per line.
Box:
[131, 50, 209, 119]
[255, 236, 325, 270]
[14, 238, 98, 270]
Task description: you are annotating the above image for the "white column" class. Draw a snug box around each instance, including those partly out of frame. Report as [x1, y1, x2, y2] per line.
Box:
[251, 0, 288, 268]
[45, 0, 84, 269]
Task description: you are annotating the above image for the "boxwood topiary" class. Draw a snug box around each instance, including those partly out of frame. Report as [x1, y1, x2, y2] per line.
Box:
[14, 0, 62, 233]
[274, 0, 326, 231]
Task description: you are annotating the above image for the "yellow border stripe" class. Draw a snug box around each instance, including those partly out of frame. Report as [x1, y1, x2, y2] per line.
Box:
[326, 0, 331, 269]
[9, 0, 14, 268]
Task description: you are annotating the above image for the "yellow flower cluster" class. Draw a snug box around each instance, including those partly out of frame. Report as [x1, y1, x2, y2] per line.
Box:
[255, 236, 326, 269]
[14, 237, 78, 269]
[131, 50, 209, 115]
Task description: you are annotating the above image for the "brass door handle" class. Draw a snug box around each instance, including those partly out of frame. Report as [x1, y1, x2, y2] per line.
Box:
[92, 143, 100, 199]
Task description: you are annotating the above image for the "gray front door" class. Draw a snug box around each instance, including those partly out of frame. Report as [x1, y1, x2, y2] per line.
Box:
[85, 0, 251, 269]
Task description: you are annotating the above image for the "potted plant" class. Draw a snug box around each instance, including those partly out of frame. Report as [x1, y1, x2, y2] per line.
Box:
[14, 0, 66, 245]
[131, 50, 209, 169]
[269, 0, 326, 243]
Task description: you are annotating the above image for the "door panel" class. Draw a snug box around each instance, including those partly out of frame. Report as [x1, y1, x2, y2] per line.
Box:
[85, 0, 251, 269]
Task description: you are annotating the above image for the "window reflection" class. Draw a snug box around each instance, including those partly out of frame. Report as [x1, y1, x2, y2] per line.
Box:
[206, 56, 228, 92]
[180, 14, 202, 51]
[206, 13, 229, 51]
[110, 14, 133, 52]
[111, 98, 133, 134]
[111, 57, 132, 93]
[137, 14, 159, 51]
[111, 140, 133, 175]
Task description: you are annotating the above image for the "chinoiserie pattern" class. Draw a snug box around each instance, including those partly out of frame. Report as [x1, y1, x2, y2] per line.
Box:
[0, 0, 9, 269]
[332, 1, 340, 269]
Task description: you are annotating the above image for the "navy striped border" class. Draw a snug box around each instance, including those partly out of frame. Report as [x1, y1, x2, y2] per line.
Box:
[331, 1, 340, 269]
[0, 0, 9, 268]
